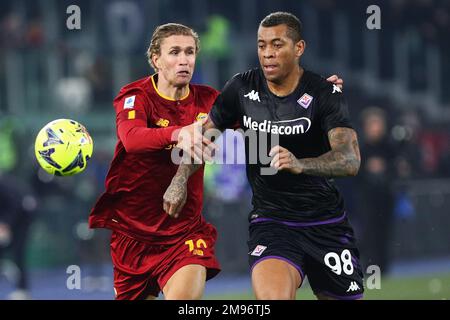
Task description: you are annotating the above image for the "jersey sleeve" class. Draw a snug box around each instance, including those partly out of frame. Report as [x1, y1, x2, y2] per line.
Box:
[209, 74, 242, 130]
[318, 84, 353, 133]
[114, 89, 181, 153]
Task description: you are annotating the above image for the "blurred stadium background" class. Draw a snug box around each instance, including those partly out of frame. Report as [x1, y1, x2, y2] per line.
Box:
[0, 0, 449, 300]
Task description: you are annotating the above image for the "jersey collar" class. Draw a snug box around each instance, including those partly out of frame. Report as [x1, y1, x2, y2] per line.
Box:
[260, 68, 308, 99]
[150, 74, 191, 102]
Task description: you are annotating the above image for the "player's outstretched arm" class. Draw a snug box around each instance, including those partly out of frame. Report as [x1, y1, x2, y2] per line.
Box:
[176, 116, 220, 163]
[270, 127, 360, 177]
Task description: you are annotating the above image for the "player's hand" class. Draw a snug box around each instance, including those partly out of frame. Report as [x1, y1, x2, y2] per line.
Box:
[327, 74, 344, 91]
[269, 145, 303, 174]
[176, 118, 217, 163]
[163, 177, 188, 218]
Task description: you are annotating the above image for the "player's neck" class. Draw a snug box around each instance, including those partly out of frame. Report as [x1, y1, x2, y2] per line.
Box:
[266, 66, 303, 97]
[155, 75, 189, 101]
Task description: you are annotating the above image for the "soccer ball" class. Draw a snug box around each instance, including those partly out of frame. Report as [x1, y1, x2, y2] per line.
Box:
[35, 119, 93, 176]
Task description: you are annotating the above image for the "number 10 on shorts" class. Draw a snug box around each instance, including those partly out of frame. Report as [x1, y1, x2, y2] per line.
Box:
[324, 249, 354, 275]
[185, 239, 207, 256]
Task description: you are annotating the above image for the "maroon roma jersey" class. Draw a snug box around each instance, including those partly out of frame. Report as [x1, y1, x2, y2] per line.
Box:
[89, 74, 219, 244]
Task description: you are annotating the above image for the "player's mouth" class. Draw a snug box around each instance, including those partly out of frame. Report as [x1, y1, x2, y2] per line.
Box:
[176, 70, 191, 77]
[263, 64, 279, 73]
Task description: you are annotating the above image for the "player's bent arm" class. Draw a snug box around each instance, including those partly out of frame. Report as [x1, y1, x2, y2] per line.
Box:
[163, 163, 202, 218]
[118, 120, 182, 153]
[299, 127, 361, 177]
[163, 115, 223, 217]
[120, 102, 226, 155]
[115, 88, 183, 153]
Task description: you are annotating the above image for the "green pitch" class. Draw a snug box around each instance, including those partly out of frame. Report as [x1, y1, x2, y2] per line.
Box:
[206, 272, 450, 300]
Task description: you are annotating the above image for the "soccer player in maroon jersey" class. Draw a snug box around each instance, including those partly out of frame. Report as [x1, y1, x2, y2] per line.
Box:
[89, 23, 221, 300]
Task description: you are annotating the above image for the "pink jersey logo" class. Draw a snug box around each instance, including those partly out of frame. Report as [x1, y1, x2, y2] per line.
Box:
[298, 93, 313, 109]
[251, 245, 267, 256]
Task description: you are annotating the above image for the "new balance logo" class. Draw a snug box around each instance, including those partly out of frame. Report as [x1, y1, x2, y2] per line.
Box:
[346, 281, 360, 292]
[244, 90, 261, 102]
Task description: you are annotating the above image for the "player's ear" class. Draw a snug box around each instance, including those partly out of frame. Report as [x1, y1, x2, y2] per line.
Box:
[295, 40, 306, 58]
[152, 53, 161, 71]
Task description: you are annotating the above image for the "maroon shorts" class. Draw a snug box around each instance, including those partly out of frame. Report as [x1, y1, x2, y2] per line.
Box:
[110, 222, 221, 300]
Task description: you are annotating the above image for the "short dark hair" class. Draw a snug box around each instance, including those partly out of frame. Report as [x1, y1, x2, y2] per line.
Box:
[259, 12, 303, 43]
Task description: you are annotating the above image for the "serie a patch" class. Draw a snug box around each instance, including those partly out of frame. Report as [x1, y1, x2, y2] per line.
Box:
[124, 95, 136, 109]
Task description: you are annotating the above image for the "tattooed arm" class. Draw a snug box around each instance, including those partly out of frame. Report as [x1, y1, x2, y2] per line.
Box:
[269, 127, 361, 177]
[163, 116, 222, 218]
[301, 127, 361, 177]
[163, 163, 203, 218]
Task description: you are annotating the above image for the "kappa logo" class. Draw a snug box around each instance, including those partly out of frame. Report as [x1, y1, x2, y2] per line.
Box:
[346, 281, 360, 292]
[244, 90, 261, 102]
[124, 95, 136, 109]
[332, 84, 342, 94]
[251, 245, 267, 256]
[297, 93, 313, 109]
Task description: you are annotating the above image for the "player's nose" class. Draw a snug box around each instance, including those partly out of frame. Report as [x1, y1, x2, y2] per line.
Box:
[178, 53, 189, 65]
[263, 48, 275, 59]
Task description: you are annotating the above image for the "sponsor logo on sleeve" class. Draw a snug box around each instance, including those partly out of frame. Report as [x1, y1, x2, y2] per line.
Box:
[124, 95, 136, 109]
[251, 245, 267, 256]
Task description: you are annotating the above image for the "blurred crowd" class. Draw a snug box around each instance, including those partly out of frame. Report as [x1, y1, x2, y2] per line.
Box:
[1, 0, 450, 111]
[0, 0, 449, 298]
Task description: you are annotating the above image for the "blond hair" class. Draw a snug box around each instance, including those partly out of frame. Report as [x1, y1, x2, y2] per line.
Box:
[147, 23, 200, 71]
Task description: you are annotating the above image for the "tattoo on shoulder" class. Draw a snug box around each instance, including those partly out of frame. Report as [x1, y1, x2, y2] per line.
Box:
[328, 127, 353, 147]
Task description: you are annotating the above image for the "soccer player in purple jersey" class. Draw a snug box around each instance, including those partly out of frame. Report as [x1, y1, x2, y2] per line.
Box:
[165, 12, 363, 300]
